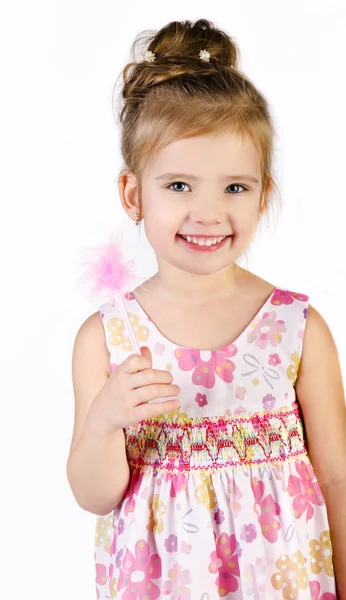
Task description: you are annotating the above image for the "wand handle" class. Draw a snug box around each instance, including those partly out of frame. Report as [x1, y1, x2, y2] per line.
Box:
[114, 289, 141, 355]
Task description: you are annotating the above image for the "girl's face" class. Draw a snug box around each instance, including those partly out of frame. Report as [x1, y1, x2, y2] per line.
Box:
[140, 131, 265, 282]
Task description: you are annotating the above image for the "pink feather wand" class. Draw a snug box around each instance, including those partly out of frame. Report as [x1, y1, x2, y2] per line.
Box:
[80, 231, 141, 356]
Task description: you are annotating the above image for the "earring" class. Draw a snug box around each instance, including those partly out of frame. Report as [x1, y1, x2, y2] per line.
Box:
[133, 212, 139, 226]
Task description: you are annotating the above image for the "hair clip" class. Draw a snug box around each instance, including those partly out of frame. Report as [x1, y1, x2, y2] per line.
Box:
[199, 49, 211, 62]
[143, 50, 156, 63]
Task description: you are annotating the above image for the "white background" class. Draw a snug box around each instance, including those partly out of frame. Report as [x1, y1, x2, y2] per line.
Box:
[1, 0, 345, 598]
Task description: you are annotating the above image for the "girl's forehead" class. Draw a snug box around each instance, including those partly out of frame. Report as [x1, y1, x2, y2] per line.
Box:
[144, 133, 261, 179]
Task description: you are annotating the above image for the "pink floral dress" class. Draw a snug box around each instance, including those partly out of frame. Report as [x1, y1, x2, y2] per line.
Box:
[94, 287, 336, 599]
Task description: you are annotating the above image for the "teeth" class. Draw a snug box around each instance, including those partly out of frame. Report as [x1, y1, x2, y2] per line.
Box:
[181, 235, 227, 246]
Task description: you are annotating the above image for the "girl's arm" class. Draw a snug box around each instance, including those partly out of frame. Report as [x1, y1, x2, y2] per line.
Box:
[295, 304, 346, 599]
[67, 313, 130, 515]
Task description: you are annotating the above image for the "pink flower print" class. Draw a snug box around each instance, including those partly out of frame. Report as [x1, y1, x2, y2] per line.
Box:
[154, 342, 165, 356]
[262, 393, 276, 410]
[140, 485, 150, 500]
[214, 508, 225, 525]
[309, 581, 336, 600]
[162, 471, 188, 498]
[271, 289, 309, 306]
[209, 532, 240, 594]
[164, 534, 178, 553]
[123, 468, 146, 516]
[163, 563, 192, 598]
[228, 479, 243, 517]
[195, 392, 208, 407]
[287, 460, 325, 521]
[247, 310, 286, 350]
[240, 523, 257, 543]
[244, 556, 268, 600]
[117, 539, 162, 598]
[251, 477, 281, 542]
[180, 541, 192, 554]
[174, 345, 238, 388]
[95, 561, 107, 587]
[235, 386, 246, 400]
[268, 353, 281, 366]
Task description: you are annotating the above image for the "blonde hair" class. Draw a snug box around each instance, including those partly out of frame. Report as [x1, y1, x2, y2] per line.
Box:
[113, 19, 281, 263]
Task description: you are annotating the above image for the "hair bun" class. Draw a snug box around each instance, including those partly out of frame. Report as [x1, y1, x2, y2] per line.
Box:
[140, 19, 239, 70]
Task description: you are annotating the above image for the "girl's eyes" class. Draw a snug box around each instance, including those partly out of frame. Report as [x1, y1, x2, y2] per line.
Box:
[166, 182, 249, 194]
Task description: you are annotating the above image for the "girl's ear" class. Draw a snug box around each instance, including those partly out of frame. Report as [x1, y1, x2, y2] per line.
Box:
[118, 169, 139, 218]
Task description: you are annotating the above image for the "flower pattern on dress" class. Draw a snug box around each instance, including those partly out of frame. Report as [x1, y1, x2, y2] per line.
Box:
[309, 580, 336, 599]
[309, 531, 334, 577]
[228, 479, 243, 517]
[95, 513, 114, 554]
[246, 310, 287, 349]
[148, 494, 166, 535]
[174, 345, 238, 388]
[262, 393, 276, 410]
[287, 351, 300, 383]
[271, 289, 309, 306]
[106, 311, 149, 352]
[94, 288, 337, 599]
[271, 550, 308, 598]
[240, 523, 257, 543]
[123, 468, 146, 516]
[195, 392, 208, 407]
[287, 460, 325, 521]
[235, 385, 246, 400]
[269, 353, 281, 366]
[251, 477, 281, 542]
[194, 472, 217, 510]
[209, 532, 240, 596]
[118, 540, 162, 599]
[162, 471, 188, 497]
[163, 563, 192, 598]
[243, 556, 268, 599]
[164, 534, 178, 553]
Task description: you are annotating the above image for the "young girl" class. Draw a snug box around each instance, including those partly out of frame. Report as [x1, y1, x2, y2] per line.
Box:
[68, 19, 346, 600]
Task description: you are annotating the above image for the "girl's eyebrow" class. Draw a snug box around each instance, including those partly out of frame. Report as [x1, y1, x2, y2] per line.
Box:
[154, 172, 259, 183]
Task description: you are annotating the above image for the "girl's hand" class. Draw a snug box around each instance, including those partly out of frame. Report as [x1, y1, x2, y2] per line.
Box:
[94, 346, 181, 432]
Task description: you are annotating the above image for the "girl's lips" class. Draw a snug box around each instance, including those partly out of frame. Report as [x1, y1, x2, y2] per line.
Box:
[177, 234, 232, 251]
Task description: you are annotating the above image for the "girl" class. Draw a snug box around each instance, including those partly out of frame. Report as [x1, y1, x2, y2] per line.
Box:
[68, 19, 346, 599]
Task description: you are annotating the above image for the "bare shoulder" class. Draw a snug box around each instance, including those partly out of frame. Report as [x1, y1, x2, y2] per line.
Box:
[295, 302, 346, 487]
[68, 311, 110, 459]
[73, 310, 111, 376]
[297, 303, 340, 374]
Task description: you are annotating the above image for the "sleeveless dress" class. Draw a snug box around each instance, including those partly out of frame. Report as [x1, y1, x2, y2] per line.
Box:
[94, 286, 337, 600]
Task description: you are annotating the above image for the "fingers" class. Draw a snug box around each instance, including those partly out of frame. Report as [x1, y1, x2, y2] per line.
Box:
[122, 353, 152, 374]
[131, 382, 180, 406]
[135, 399, 180, 421]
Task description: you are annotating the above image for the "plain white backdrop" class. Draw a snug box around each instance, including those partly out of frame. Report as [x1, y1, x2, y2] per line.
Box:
[1, 0, 345, 598]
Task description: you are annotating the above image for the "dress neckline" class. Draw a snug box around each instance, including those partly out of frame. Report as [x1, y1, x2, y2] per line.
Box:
[128, 286, 278, 353]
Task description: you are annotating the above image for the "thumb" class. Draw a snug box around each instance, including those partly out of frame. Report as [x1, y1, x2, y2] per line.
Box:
[140, 346, 152, 362]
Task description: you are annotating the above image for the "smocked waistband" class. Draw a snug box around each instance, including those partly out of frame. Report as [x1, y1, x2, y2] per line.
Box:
[124, 403, 307, 473]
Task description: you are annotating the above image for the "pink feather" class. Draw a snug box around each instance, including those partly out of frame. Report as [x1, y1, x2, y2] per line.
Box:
[82, 233, 137, 301]
[80, 232, 140, 356]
